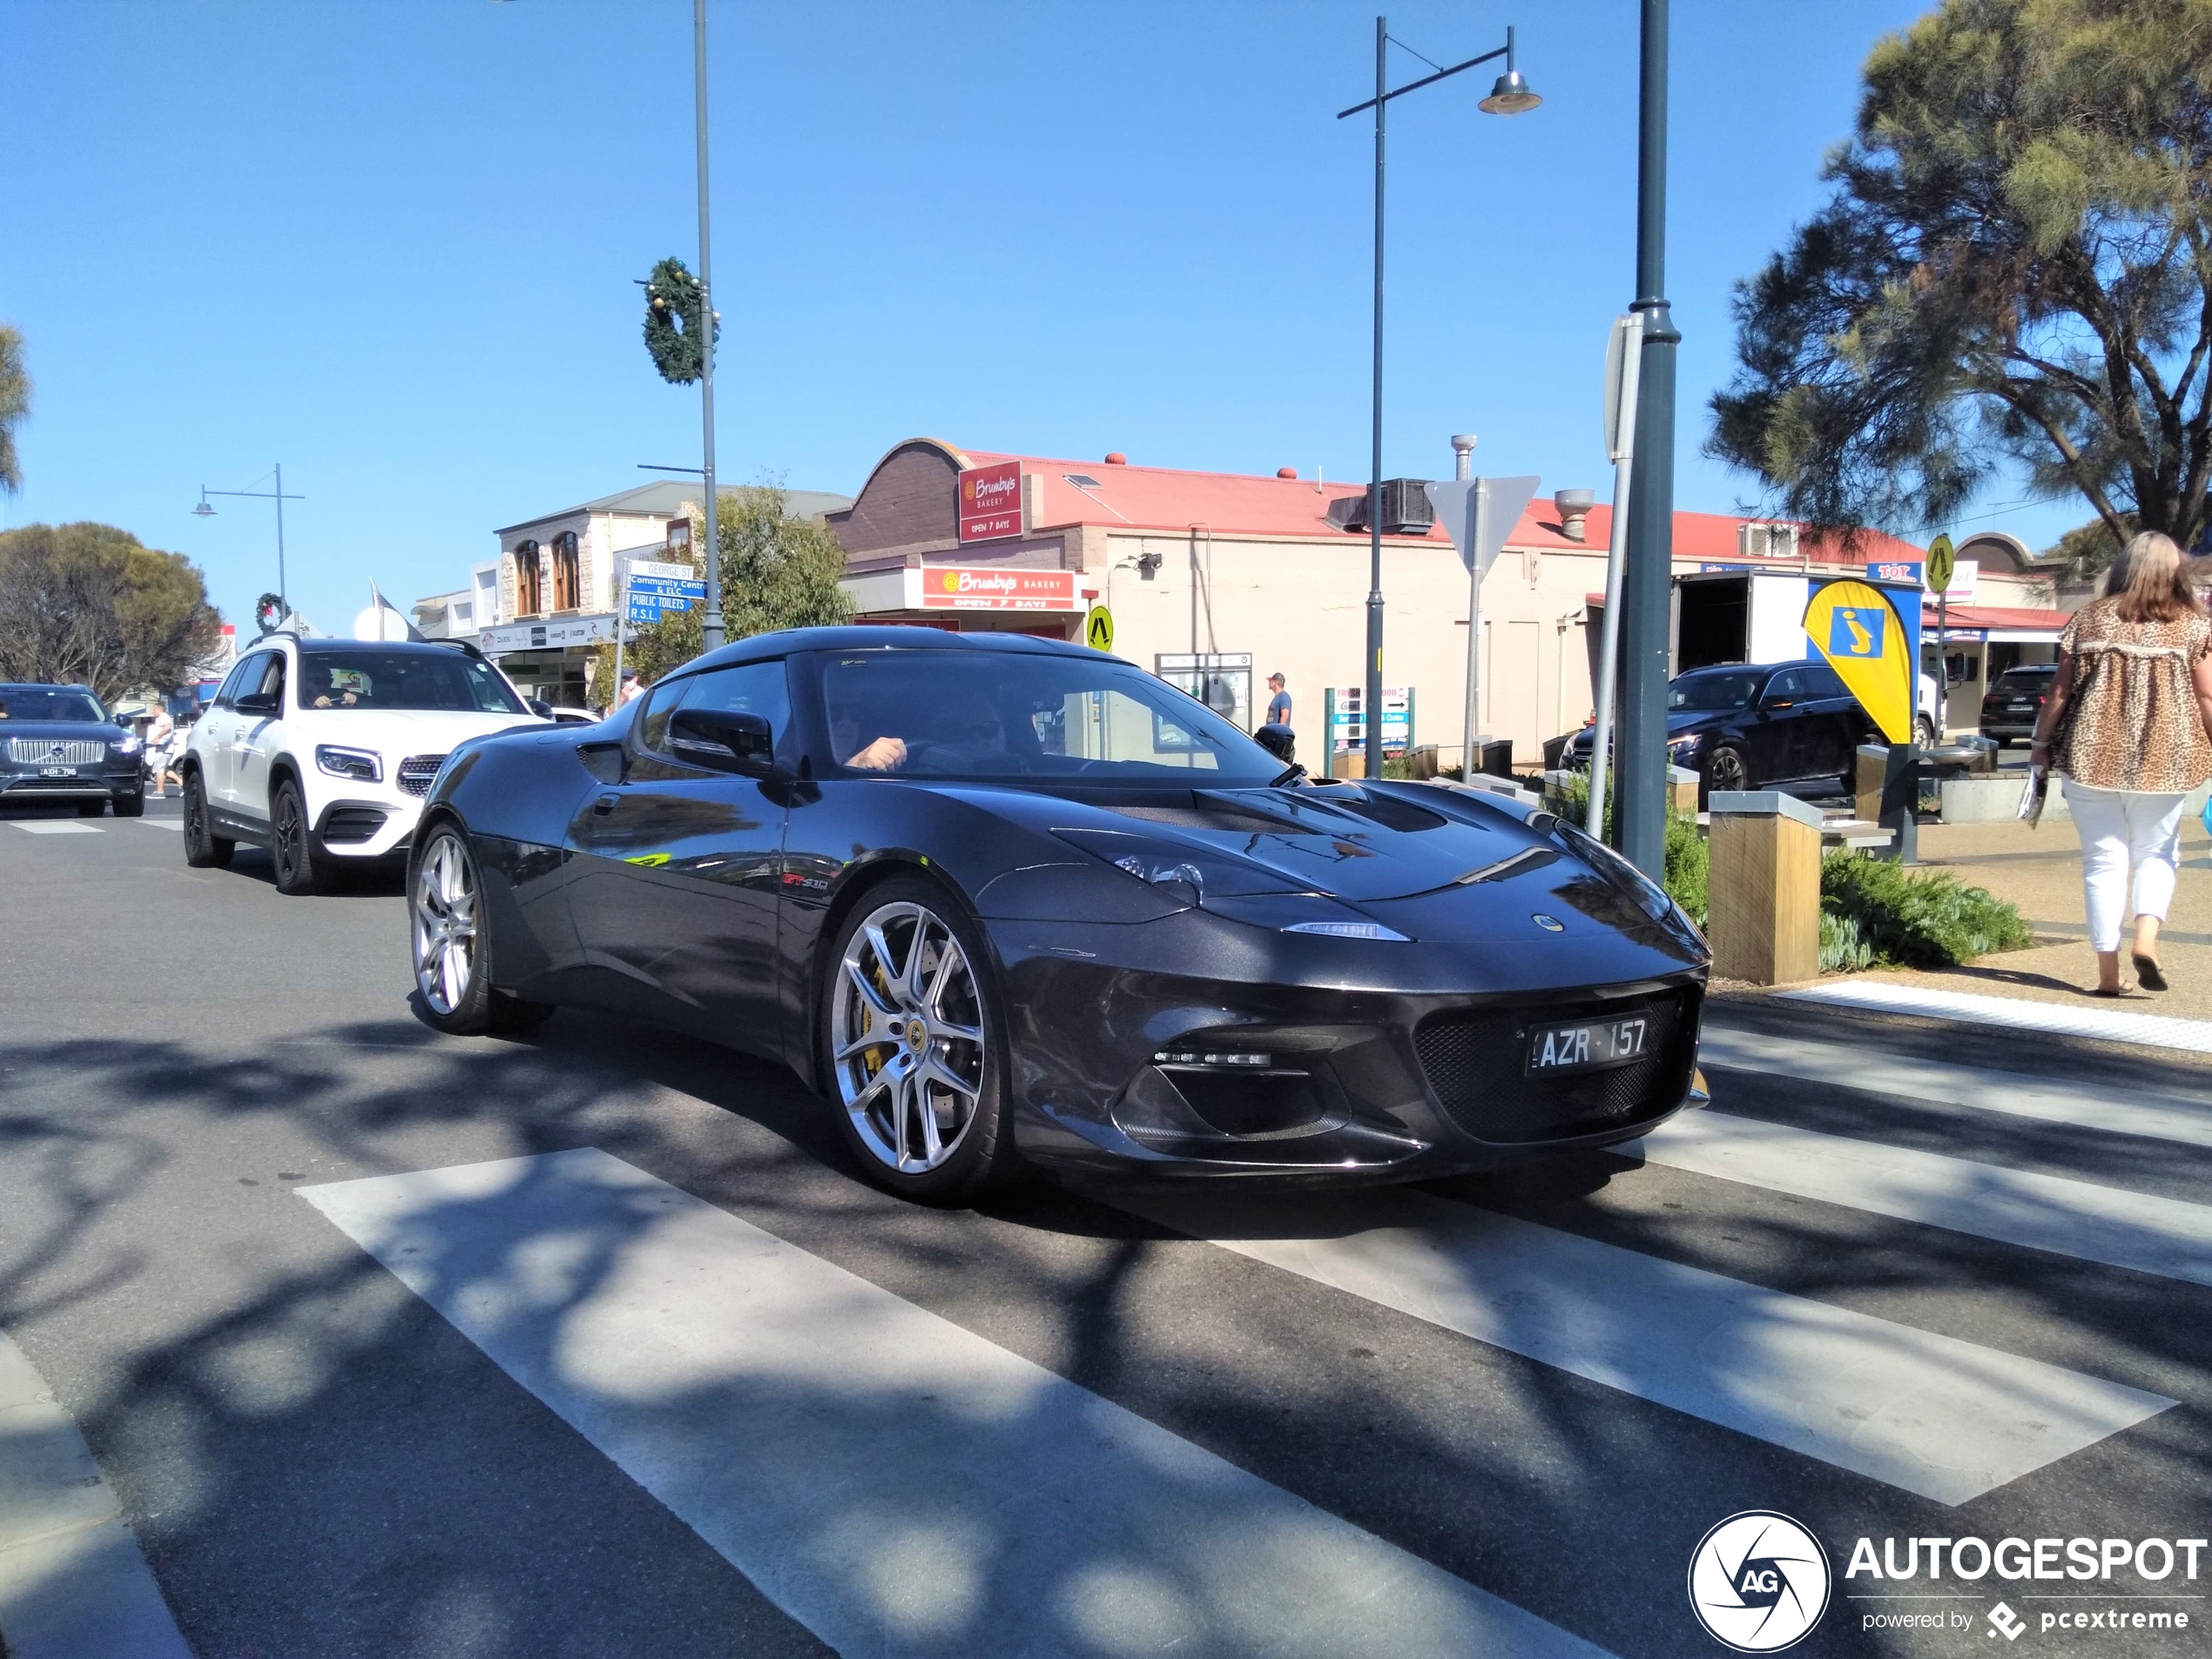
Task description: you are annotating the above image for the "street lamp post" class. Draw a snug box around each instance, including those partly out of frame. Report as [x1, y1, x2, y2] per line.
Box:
[193, 463, 304, 623]
[1615, 0, 1679, 877]
[691, 0, 724, 652]
[1339, 21, 1537, 779]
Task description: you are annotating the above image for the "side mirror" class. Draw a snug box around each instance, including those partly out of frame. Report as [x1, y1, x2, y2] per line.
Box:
[668, 707, 778, 776]
[1762, 696, 1795, 711]
[528, 698, 555, 718]
[235, 691, 277, 715]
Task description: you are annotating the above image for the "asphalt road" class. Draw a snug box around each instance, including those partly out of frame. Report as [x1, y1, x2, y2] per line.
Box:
[3, 794, 2209, 1659]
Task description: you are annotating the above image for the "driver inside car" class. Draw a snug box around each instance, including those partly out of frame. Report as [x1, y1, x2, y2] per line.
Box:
[307, 664, 362, 709]
[840, 691, 1009, 772]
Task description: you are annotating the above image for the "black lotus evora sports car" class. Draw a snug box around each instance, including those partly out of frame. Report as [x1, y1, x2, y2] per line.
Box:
[408, 627, 1710, 1202]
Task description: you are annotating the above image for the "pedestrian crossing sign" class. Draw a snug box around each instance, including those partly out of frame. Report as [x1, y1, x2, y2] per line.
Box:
[1804, 579, 1913, 743]
[1084, 604, 1114, 652]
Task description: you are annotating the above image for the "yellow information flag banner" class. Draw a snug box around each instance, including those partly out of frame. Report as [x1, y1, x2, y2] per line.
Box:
[1804, 579, 1915, 744]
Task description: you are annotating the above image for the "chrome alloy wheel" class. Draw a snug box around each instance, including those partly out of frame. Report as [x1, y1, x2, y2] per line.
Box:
[413, 833, 479, 1016]
[830, 900, 987, 1174]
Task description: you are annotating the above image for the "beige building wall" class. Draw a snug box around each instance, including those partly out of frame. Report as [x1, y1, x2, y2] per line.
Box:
[1089, 529, 1609, 769]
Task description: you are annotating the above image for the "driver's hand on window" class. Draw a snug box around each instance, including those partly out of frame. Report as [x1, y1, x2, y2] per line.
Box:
[846, 735, 907, 771]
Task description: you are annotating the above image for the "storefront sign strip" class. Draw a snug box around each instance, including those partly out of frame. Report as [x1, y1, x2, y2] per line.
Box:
[914, 566, 1078, 611]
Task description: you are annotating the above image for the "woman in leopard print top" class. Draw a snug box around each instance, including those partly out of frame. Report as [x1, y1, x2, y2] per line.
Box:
[2031, 532, 2212, 995]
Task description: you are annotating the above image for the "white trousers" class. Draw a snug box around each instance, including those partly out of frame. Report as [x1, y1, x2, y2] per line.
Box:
[2061, 780, 2188, 953]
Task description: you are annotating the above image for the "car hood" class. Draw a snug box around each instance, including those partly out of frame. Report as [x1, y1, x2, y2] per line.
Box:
[287, 709, 547, 749]
[954, 778, 1577, 905]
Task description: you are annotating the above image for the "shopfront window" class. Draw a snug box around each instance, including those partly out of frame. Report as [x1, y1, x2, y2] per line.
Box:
[551, 531, 581, 611]
[513, 541, 543, 617]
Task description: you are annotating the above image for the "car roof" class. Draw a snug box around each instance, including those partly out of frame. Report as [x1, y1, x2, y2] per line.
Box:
[1676, 661, 1793, 678]
[0, 681, 95, 692]
[687, 625, 1096, 672]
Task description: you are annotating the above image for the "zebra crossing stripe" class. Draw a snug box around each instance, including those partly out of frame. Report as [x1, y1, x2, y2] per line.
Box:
[1123, 1189, 2172, 1507]
[1636, 1110, 2212, 1287]
[301, 1148, 1610, 1659]
[1777, 981, 2212, 1055]
[8, 820, 102, 834]
[1700, 1024, 2212, 1149]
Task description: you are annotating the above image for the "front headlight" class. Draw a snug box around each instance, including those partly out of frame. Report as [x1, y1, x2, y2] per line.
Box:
[316, 744, 382, 784]
[1554, 819, 1674, 923]
[1666, 732, 1703, 756]
[111, 734, 143, 756]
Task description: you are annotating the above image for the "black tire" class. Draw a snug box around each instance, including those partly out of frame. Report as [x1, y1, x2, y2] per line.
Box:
[411, 824, 555, 1036]
[1916, 714, 1939, 748]
[270, 778, 327, 895]
[1700, 743, 1749, 807]
[76, 799, 105, 817]
[113, 792, 144, 818]
[819, 874, 1019, 1204]
[1992, 736, 2012, 750]
[181, 772, 233, 867]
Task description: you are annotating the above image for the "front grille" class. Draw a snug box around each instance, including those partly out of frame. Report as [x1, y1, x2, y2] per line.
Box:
[395, 754, 447, 798]
[1414, 988, 1697, 1144]
[8, 738, 105, 765]
[320, 806, 388, 845]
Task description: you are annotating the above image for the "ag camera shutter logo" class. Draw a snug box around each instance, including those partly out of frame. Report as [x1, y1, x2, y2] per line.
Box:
[1689, 1511, 1831, 1651]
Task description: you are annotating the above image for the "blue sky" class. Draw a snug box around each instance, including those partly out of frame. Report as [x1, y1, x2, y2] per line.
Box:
[0, 0, 2082, 636]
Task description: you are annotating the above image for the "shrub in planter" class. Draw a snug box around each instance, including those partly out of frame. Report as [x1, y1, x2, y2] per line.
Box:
[1819, 850, 2033, 968]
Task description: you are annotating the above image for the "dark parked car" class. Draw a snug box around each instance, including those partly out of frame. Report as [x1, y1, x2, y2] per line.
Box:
[1980, 664, 2056, 746]
[0, 683, 145, 816]
[407, 628, 1710, 1203]
[1569, 660, 1874, 802]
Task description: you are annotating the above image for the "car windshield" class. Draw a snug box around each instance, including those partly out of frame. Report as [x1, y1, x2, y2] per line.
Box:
[819, 649, 1283, 782]
[0, 687, 108, 722]
[1668, 671, 1763, 711]
[1992, 669, 2054, 695]
[297, 651, 528, 714]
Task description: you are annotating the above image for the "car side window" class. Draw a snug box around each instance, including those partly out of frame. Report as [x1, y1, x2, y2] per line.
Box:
[637, 677, 686, 755]
[1804, 663, 1849, 699]
[652, 662, 793, 762]
[1764, 670, 1804, 704]
[212, 657, 259, 709]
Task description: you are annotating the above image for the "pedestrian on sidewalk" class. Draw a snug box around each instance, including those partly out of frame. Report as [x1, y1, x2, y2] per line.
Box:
[145, 706, 175, 796]
[2029, 530, 2212, 995]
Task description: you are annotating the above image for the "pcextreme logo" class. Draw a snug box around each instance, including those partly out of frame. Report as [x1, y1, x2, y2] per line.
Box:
[1689, 1512, 1832, 1652]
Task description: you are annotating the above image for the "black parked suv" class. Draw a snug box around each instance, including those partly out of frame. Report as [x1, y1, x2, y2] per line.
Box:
[1979, 664, 2056, 747]
[1569, 660, 1873, 802]
[0, 683, 145, 815]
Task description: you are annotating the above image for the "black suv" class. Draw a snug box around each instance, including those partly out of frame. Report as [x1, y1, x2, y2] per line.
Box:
[1569, 660, 1872, 801]
[0, 683, 145, 815]
[1979, 664, 2056, 746]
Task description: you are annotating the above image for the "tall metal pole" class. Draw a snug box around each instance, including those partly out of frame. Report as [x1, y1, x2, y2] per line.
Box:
[693, 0, 724, 652]
[1364, 15, 1387, 781]
[1616, 0, 1679, 877]
[1464, 479, 1490, 779]
[273, 461, 288, 620]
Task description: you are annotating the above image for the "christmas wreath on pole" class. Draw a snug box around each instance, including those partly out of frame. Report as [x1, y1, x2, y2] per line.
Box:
[642, 256, 718, 385]
[255, 592, 287, 634]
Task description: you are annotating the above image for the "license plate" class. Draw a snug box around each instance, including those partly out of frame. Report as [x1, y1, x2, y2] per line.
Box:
[1527, 1015, 1649, 1075]
[40, 766, 77, 778]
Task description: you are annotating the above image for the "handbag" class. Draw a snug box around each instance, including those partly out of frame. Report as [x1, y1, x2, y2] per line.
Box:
[2019, 764, 2049, 828]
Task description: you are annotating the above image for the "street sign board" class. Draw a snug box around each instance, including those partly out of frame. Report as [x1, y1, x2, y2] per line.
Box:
[957, 462, 1023, 542]
[627, 595, 691, 624]
[1925, 534, 1955, 596]
[1083, 604, 1114, 651]
[1804, 580, 1915, 744]
[1602, 312, 1646, 462]
[1327, 685, 1412, 754]
[627, 575, 707, 599]
[1423, 475, 1542, 577]
[1866, 560, 1924, 586]
[620, 557, 698, 582]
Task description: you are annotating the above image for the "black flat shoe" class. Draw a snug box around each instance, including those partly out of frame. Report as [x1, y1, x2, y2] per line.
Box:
[2092, 987, 2125, 998]
[2133, 954, 2168, 992]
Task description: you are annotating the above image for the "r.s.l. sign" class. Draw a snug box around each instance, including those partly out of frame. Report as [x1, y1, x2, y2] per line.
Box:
[1804, 579, 1914, 744]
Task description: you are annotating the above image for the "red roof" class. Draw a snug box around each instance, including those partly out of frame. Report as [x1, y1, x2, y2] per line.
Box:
[958, 448, 1928, 562]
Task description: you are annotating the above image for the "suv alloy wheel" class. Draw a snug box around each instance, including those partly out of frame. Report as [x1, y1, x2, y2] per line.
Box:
[181, 772, 233, 868]
[270, 778, 326, 895]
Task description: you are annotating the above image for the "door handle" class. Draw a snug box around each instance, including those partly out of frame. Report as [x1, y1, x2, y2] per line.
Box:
[593, 793, 619, 816]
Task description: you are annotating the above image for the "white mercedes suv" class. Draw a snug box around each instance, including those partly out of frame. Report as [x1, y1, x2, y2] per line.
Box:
[180, 633, 549, 894]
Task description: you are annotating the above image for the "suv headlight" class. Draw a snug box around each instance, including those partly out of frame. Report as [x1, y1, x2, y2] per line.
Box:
[316, 744, 382, 784]
[111, 734, 143, 756]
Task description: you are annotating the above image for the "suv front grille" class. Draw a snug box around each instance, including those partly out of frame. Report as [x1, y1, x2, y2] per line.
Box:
[396, 754, 447, 798]
[9, 738, 105, 765]
[1413, 987, 1697, 1144]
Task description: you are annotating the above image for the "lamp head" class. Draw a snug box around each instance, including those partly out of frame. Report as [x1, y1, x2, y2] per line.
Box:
[192, 499, 215, 517]
[1479, 68, 1541, 115]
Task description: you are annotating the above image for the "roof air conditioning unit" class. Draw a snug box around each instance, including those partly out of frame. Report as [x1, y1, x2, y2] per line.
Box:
[1332, 479, 1436, 535]
[1740, 521, 1798, 560]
